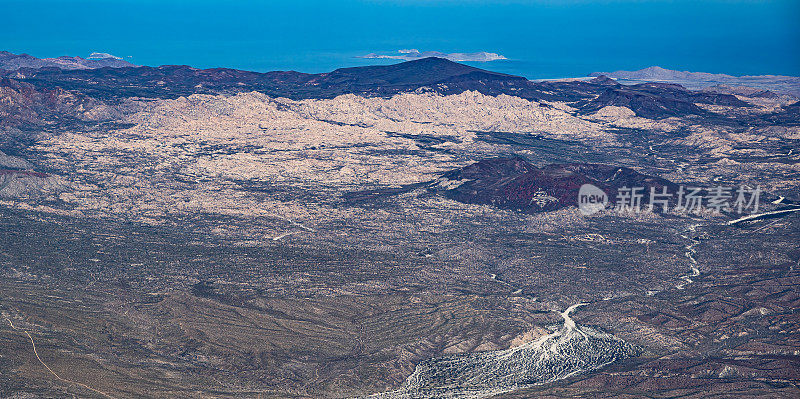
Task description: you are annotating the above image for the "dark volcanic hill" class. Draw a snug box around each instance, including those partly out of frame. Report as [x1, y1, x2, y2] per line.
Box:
[312, 57, 524, 87]
[435, 157, 677, 214]
[267, 57, 528, 98]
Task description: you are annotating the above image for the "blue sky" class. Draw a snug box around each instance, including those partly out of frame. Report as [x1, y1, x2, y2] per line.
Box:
[2, 0, 798, 78]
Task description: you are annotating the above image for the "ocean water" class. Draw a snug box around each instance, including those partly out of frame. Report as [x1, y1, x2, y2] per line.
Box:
[2, 0, 799, 79]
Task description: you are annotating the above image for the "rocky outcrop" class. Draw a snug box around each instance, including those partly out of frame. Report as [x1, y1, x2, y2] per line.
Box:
[372, 305, 640, 399]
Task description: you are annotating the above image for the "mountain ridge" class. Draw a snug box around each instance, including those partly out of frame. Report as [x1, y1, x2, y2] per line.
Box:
[0, 55, 767, 120]
[590, 66, 800, 96]
[590, 65, 800, 81]
[0, 51, 135, 70]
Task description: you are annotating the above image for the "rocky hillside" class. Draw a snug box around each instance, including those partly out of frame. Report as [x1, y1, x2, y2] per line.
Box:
[0, 76, 122, 137]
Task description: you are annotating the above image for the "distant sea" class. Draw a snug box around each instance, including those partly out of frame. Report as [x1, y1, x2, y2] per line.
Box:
[4, 1, 798, 79]
[6, 43, 798, 81]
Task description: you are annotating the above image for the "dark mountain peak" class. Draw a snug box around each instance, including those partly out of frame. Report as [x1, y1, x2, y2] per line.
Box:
[343, 56, 474, 71]
[324, 57, 523, 87]
[330, 57, 470, 74]
[399, 56, 462, 66]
